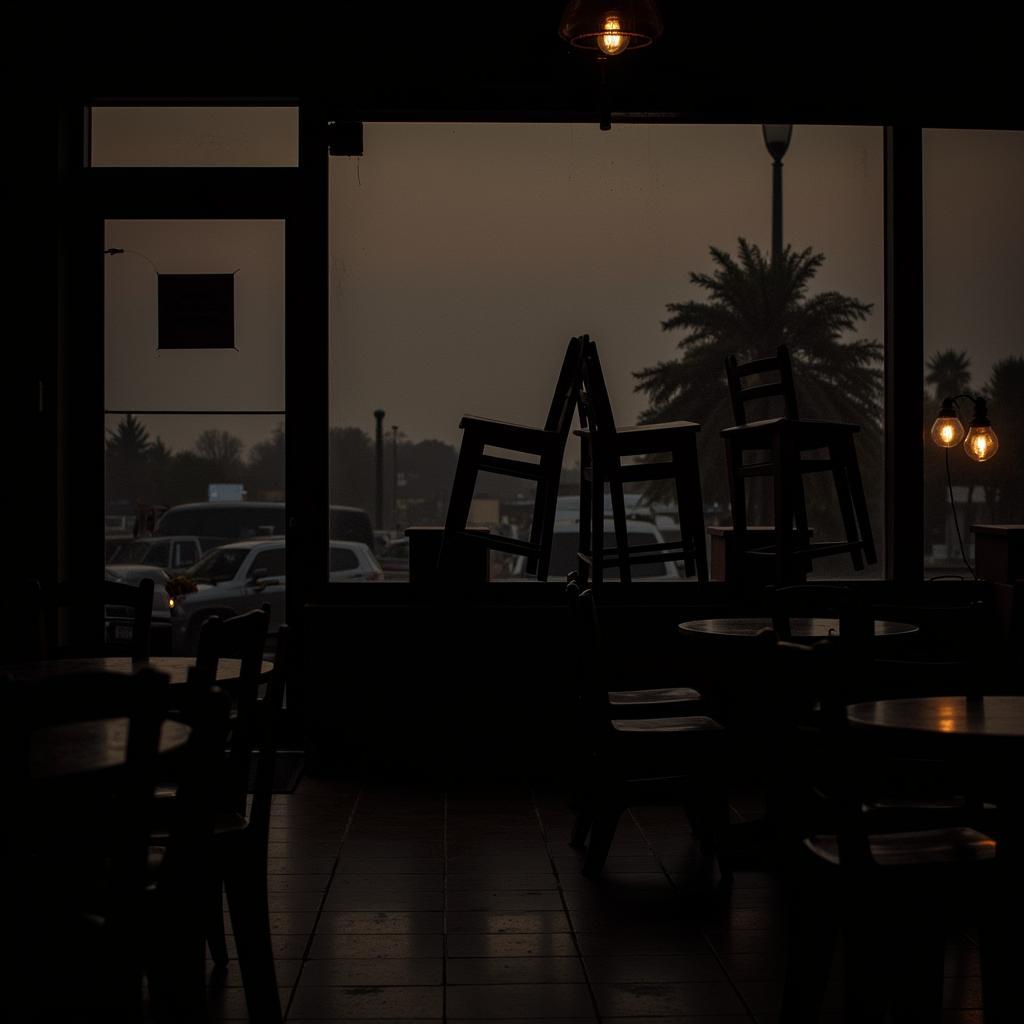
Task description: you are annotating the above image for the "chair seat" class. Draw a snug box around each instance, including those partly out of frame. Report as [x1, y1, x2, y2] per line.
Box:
[609, 686, 701, 707]
[805, 826, 997, 869]
[460, 415, 561, 453]
[611, 715, 723, 735]
[576, 420, 700, 458]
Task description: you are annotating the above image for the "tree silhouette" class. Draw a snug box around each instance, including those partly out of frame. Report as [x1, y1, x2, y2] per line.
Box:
[634, 239, 883, 532]
[984, 355, 1024, 522]
[106, 412, 151, 460]
[926, 349, 972, 401]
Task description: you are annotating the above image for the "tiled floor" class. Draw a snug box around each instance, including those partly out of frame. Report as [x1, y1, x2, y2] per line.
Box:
[206, 778, 984, 1022]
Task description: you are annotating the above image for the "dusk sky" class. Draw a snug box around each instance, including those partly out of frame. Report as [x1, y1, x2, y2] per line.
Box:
[102, 116, 1023, 457]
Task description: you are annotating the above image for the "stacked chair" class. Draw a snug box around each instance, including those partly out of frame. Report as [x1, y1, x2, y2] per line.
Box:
[440, 335, 586, 580]
[722, 345, 876, 584]
[576, 336, 708, 584]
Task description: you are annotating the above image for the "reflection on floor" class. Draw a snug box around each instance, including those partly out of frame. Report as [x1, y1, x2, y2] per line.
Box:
[204, 778, 983, 1021]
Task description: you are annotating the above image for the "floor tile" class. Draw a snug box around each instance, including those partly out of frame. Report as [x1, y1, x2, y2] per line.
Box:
[446, 957, 587, 985]
[592, 981, 748, 1016]
[287, 984, 443, 1019]
[315, 912, 444, 934]
[297, 958, 443, 986]
[308, 933, 445, 959]
[446, 983, 594, 1019]
[584, 954, 726, 983]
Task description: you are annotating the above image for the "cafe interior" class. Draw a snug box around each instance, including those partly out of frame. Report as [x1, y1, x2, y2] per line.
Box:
[23, 4, 1024, 1021]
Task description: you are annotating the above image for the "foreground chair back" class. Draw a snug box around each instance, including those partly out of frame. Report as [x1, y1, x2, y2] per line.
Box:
[770, 638, 1001, 1021]
[722, 344, 876, 584]
[24, 667, 169, 1022]
[440, 335, 585, 580]
[576, 337, 708, 584]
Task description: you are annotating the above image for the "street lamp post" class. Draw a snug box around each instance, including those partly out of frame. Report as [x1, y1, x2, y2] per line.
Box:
[373, 409, 385, 531]
[762, 124, 793, 263]
[391, 424, 400, 531]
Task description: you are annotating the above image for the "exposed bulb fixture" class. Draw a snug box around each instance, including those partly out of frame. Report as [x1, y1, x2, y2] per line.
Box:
[558, 1, 664, 54]
[929, 397, 965, 448]
[596, 15, 628, 54]
[930, 394, 999, 461]
[964, 397, 999, 462]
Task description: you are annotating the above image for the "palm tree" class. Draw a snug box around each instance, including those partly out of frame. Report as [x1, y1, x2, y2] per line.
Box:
[634, 238, 883, 531]
[925, 349, 972, 402]
[984, 355, 1024, 522]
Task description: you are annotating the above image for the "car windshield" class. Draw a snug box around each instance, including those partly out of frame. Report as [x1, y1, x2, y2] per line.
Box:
[187, 547, 248, 584]
[111, 540, 167, 566]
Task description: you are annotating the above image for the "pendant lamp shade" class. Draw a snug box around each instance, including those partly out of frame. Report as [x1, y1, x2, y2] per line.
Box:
[559, 1, 664, 54]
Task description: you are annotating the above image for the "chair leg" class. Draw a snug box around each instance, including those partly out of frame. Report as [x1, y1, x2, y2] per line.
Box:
[440, 433, 484, 570]
[725, 436, 748, 545]
[570, 810, 593, 849]
[828, 443, 864, 571]
[224, 856, 282, 1024]
[534, 450, 563, 582]
[773, 432, 798, 584]
[779, 869, 839, 1023]
[583, 801, 624, 877]
[577, 439, 593, 585]
[206, 873, 229, 968]
[676, 438, 708, 583]
[609, 478, 631, 584]
[591, 467, 605, 585]
[841, 433, 877, 565]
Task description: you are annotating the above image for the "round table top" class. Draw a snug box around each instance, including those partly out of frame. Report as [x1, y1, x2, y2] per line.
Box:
[7, 655, 272, 686]
[847, 696, 1024, 741]
[31, 718, 191, 781]
[678, 616, 919, 640]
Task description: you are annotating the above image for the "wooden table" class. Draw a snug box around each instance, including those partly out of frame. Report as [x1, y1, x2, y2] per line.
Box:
[31, 718, 191, 782]
[678, 616, 919, 641]
[847, 695, 1024, 746]
[7, 655, 272, 686]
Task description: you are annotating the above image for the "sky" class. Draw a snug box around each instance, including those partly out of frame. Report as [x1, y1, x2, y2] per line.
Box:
[101, 114, 1023, 456]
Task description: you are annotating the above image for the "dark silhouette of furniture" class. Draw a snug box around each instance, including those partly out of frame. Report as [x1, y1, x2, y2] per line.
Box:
[567, 579, 703, 718]
[567, 585, 728, 879]
[722, 345, 876, 584]
[24, 667, 169, 1022]
[440, 335, 586, 580]
[771, 639, 1003, 1021]
[191, 609, 283, 1024]
[576, 336, 708, 584]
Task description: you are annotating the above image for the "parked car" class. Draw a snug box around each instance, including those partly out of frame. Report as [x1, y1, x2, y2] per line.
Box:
[154, 501, 375, 549]
[169, 538, 383, 653]
[103, 565, 173, 644]
[106, 535, 228, 572]
[511, 519, 682, 581]
[378, 537, 410, 578]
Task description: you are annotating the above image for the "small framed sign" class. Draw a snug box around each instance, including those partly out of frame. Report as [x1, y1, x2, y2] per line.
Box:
[158, 273, 235, 349]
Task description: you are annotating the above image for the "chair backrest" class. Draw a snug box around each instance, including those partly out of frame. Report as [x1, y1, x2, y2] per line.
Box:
[769, 584, 873, 656]
[24, 667, 170, 961]
[543, 334, 588, 437]
[724, 344, 800, 425]
[578, 336, 618, 446]
[102, 576, 155, 662]
[194, 607, 269, 815]
[248, 623, 289, 845]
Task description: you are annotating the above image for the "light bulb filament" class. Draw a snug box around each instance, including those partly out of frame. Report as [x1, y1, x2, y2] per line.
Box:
[597, 15, 628, 55]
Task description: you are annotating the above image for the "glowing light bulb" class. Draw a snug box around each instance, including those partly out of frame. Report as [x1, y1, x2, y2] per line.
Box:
[964, 425, 999, 462]
[930, 415, 964, 448]
[596, 14, 628, 55]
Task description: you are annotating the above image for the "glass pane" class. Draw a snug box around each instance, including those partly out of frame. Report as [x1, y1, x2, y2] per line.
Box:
[330, 122, 885, 581]
[105, 220, 285, 411]
[923, 129, 1024, 576]
[90, 106, 298, 167]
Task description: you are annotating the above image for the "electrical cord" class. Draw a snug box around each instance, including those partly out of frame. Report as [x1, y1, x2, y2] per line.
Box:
[945, 446, 977, 579]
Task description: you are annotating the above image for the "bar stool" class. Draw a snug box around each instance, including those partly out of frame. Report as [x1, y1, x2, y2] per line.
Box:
[439, 335, 585, 581]
[722, 345, 876, 584]
[576, 336, 708, 584]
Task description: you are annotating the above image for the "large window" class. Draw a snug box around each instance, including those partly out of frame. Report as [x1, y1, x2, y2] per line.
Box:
[329, 122, 885, 580]
[922, 129, 1024, 575]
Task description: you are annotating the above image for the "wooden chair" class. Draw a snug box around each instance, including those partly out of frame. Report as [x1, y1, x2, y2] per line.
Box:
[722, 345, 876, 584]
[189, 608, 282, 1024]
[440, 335, 586, 580]
[576, 336, 708, 584]
[566, 580, 703, 719]
[567, 586, 729, 879]
[771, 638, 1002, 1021]
[23, 667, 169, 1022]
